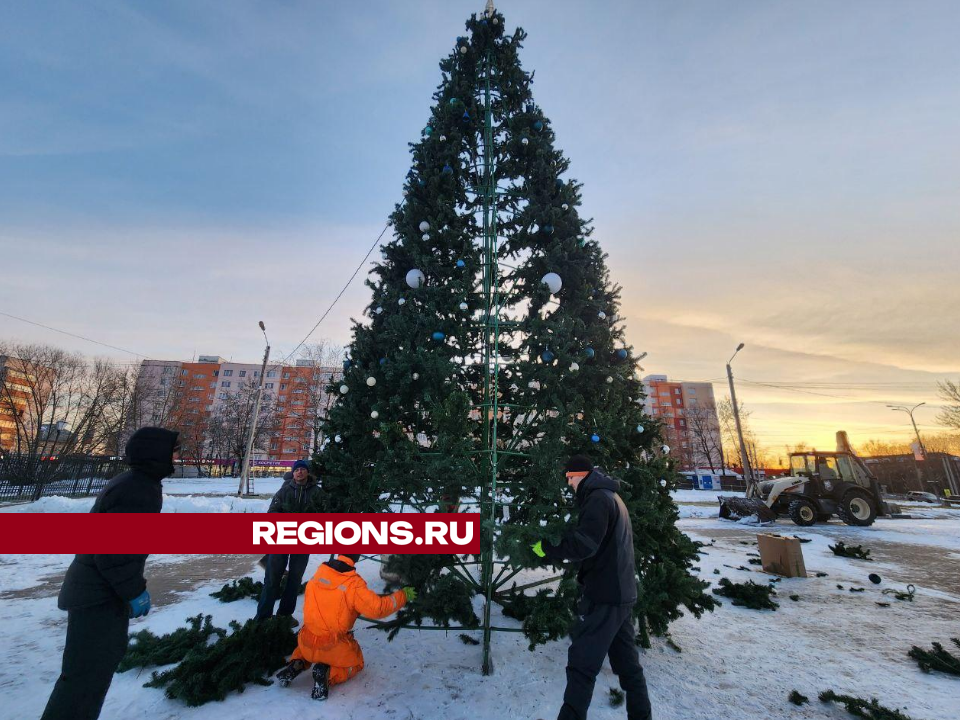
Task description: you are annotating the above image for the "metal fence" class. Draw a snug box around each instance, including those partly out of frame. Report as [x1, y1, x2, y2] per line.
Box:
[0, 454, 127, 502]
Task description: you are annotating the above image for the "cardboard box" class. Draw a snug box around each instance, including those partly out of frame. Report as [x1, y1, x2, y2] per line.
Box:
[756, 533, 807, 578]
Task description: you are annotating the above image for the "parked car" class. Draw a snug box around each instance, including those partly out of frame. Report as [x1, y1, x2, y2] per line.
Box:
[905, 491, 940, 504]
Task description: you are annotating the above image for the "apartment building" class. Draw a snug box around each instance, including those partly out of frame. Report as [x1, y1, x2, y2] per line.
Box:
[134, 354, 340, 470]
[641, 374, 722, 471]
[0, 355, 51, 452]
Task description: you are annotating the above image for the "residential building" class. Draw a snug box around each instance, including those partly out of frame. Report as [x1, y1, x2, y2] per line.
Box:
[641, 374, 722, 471]
[131, 354, 340, 471]
[0, 355, 51, 453]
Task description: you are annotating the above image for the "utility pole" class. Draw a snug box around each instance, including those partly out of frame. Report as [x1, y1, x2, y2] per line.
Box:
[726, 343, 755, 495]
[238, 322, 270, 497]
[888, 402, 928, 493]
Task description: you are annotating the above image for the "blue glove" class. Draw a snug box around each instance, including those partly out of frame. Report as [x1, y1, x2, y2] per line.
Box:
[129, 589, 151, 618]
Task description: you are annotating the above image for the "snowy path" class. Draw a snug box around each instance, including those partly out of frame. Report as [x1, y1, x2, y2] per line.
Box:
[0, 506, 958, 719]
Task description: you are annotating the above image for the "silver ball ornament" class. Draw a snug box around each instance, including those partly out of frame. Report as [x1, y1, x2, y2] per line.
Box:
[339, 384, 349, 394]
[366, 377, 377, 387]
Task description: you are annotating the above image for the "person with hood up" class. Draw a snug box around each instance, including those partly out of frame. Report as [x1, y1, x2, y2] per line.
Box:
[531, 454, 652, 720]
[255, 458, 321, 621]
[274, 554, 415, 700]
[41, 426, 180, 720]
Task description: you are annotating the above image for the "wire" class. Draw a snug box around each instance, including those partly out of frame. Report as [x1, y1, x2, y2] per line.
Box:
[0, 310, 146, 358]
[275, 223, 389, 366]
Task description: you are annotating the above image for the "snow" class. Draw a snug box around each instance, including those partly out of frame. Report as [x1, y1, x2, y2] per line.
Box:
[1, 492, 958, 719]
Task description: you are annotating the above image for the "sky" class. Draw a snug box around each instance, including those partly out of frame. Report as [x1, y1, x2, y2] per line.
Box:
[2, 0, 959, 453]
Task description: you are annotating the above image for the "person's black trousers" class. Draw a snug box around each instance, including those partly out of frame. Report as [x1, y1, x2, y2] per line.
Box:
[255, 553, 310, 619]
[558, 598, 652, 720]
[41, 601, 130, 720]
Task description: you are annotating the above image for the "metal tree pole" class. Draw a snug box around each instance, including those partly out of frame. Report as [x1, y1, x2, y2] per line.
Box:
[479, 47, 500, 677]
[238, 322, 270, 496]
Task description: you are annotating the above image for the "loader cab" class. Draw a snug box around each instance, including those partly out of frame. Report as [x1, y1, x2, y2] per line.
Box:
[789, 452, 873, 495]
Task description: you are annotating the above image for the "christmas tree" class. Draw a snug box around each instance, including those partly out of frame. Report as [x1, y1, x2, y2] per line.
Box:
[314, 2, 715, 672]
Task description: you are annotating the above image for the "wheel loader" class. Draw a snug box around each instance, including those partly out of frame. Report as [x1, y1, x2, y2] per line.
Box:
[719, 431, 895, 526]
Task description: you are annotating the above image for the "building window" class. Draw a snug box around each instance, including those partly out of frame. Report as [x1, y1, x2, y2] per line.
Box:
[265, 383, 274, 389]
[280, 383, 288, 390]
[159, 378, 167, 386]
[293, 388, 304, 394]
[221, 381, 231, 388]
[688, 387, 697, 394]
[218, 393, 227, 400]
[267, 371, 277, 378]
[239, 370, 246, 377]
[283, 372, 290, 379]
[162, 367, 174, 376]
[675, 388, 681, 395]
[192, 385, 203, 391]
[223, 369, 233, 377]
[181, 369, 188, 376]
[679, 419, 686, 427]
[194, 374, 204, 379]
[156, 390, 165, 397]
[213, 370, 219, 377]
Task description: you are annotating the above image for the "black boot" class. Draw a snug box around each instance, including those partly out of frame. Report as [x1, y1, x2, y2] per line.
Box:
[276, 659, 307, 687]
[311, 663, 330, 701]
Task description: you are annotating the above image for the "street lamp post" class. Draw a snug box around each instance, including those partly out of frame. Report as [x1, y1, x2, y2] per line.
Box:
[237, 322, 270, 497]
[888, 402, 928, 493]
[726, 343, 755, 495]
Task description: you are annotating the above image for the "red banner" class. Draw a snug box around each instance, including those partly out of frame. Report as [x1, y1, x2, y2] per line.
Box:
[0, 513, 480, 554]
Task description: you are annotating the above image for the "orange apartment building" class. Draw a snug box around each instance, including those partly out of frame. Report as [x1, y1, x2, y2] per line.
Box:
[135, 355, 340, 471]
[0, 355, 50, 453]
[642, 374, 722, 471]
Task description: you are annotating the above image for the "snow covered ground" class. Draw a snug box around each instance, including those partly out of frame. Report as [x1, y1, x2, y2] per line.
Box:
[0, 493, 958, 719]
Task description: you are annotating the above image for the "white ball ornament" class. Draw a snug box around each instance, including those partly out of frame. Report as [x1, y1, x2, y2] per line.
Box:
[339, 384, 349, 394]
[569, 362, 580, 372]
[636, 425, 645, 433]
[661, 444, 671, 454]
[562, 203, 569, 210]
[335, 435, 342, 443]
[412, 372, 420, 380]
[541, 272, 562, 295]
[493, 17, 499, 25]
[398, 297, 406, 306]
[419, 221, 430, 232]
[459, 45, 468, 54]
[606, 376, 614, 384]
[422, 233, 430, 241]
[598, 311, 607, 320]
[459, 302, 468, 311]
[375, 306, 383, 315]
[439, 135, 446, 142]
[521, 138, 529, 146]
[366, 377, 377, 387]
[370, 410, 379, 419]
[659, 478, 668, 488]
[405, 268, 425, 289]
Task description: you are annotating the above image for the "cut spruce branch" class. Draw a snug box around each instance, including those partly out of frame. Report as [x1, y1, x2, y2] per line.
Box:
[210, 576, 305, 603]
[144, 616, 298, 707]
[788, 690, 809, 706]
[818, 690, 917, 720]
[118, 614, 225, 673]
[609, 688, 625, 707]
[711, 578, 779, 610]
[829, 541, 873, 561]
[908, 638, 960, 677]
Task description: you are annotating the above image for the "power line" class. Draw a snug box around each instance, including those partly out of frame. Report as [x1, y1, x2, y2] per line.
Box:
[275, 223, 389, 367]
[0, 310, 146, 358]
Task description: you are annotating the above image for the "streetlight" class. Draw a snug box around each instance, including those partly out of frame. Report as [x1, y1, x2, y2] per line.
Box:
[237, 322, 271, 496]
[887, 402, 927, 459]
[726, 343, 755, 494]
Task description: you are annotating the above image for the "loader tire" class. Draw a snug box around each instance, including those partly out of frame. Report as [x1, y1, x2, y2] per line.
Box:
[837, 490, 877, 527]
[788, 498, 818, 527]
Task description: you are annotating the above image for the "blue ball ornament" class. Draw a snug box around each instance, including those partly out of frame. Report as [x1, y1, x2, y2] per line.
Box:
[417, 178, 426, 187]
[343, 359, 352, 370]
[462, 110, 471, 122]
[379, 358, 388, 366]
[533, 120, 544, 132]
[432, 331, 446, 341]
[555, 178, 564, 189]
[584, 347, 595, 359]
[543, 224, 554, 234]
[424, 126, 434, 136]
[456, 259, 466, 268]
[591, 434, 601, 443]
[541, 350, 555, 363]
[442, 164, 453, 174]
[449, 97, 458, 105]
[616, 349, 628, 360]
[636, 425, 645, 433]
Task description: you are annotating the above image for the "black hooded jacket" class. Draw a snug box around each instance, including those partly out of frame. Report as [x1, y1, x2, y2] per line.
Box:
[58, 427, 178, 610]
[267, 471, 322, 513]
[542, 468, 637, 605]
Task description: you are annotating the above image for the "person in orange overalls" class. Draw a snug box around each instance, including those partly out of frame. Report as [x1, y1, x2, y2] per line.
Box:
[275, 554, 415, 700]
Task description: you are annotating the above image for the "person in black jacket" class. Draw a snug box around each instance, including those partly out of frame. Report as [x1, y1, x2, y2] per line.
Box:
[255, 459, 322, 620]
[41, 426, 179, 720]
[532, 454, 651, 720]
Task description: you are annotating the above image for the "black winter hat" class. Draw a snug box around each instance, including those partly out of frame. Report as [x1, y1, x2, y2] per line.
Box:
[565, 454, 594, 474]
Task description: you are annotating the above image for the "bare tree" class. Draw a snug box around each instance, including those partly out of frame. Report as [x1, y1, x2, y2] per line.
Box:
[211, 378, 280, 476]
[937, 380, 960, 433]
[296, 342, 344, 455]
[0, 342, 125, 484]
[686, 402, 722, 472]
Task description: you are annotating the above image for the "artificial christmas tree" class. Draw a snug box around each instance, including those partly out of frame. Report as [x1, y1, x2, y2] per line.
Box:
[313, 3, 715, 672]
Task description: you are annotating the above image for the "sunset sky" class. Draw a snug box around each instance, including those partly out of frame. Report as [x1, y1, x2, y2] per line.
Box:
[2, 1, 958, 453]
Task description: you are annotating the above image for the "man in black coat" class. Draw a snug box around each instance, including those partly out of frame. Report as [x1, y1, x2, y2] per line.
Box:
[41, 426, 179, 720]
[532, 454, 652, 720]
[255, 459, 322, 620]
